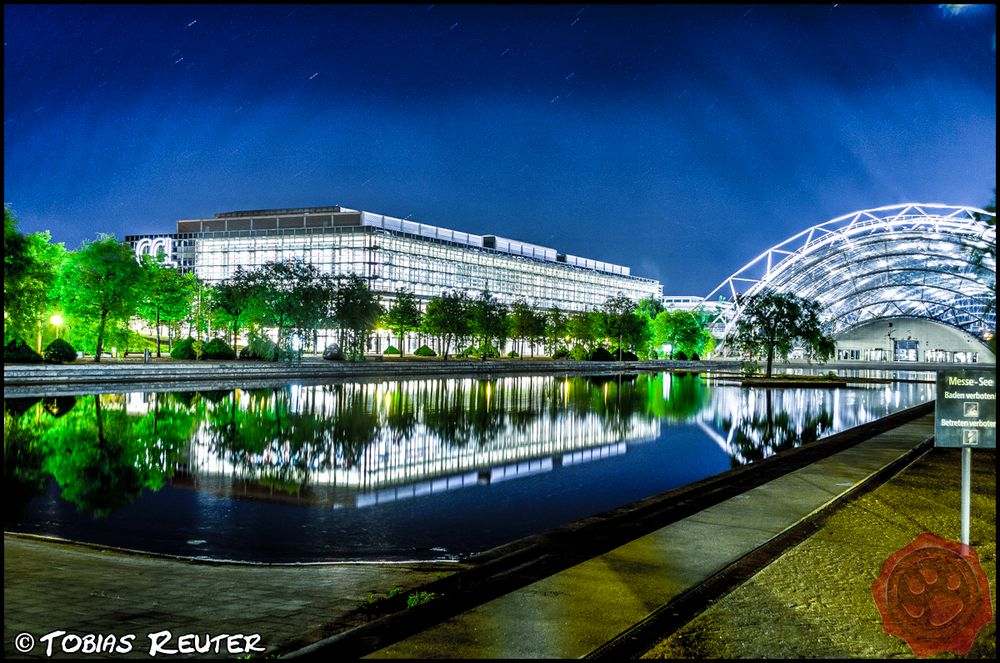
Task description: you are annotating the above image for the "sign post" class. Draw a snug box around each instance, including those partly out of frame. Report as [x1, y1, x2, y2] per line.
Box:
[934, 368, 996, 545]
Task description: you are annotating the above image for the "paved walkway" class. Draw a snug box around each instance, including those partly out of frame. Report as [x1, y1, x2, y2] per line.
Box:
[4, 541, 457, 659]
[350, 413, 983, 658]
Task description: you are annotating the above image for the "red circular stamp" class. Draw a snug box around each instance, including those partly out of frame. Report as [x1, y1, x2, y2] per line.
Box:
[872, 532, 993, 657]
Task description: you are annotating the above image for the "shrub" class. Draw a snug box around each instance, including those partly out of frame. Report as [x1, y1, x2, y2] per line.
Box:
[507, 350, 519, 358]
[460, 345, 477, 358]
[43, 338, 77, 364]
[383, 345, 401, 355]
[323, 343, 345, 361]
[4, 339, 43, 364]
[674, 350, 688, 361]
[201, 338, 236, 360]
[570, 344, 588, 361]
[616, 350, 638, 361]
[552, 346, 571, 359]
[241, 336, 279, 361]
[170, 337, 197, 360]
[588, 346, 614, 362]
[691, 352, 700, 361]
[413, 345, 437, 357]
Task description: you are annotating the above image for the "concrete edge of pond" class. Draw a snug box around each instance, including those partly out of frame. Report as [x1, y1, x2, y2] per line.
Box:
[274, 399, 936, 659]
[3, 359, 739, 397]
[3, 358, 951, 397]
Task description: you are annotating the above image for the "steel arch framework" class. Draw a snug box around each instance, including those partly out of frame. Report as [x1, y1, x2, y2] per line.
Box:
[705, 203, 996, 346]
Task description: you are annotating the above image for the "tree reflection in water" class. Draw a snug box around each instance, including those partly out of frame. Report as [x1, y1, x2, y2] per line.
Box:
[4, 393, 194, 517]
[4, 373, 928, 519]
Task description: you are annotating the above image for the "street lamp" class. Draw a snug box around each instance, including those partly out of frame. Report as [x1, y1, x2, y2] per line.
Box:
[49, 314, 64, 339]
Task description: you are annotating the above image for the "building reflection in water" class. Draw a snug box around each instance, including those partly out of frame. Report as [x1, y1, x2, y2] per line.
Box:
[182, 376, 662, 509]
[4, 372, 935, 521]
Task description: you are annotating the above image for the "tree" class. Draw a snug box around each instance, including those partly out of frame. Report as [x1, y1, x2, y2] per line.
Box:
[381, 289, 422, 356]
[566, 310, 598, 350]
[60, 235, 144, 362]
[4, 206, 66, 349]
[137, 255, 199, 357]
[332, 274, 383, 360]
[597, 294, 645, 360]
[250, 259, 336, 358]
[543, 306, 567, 356]
[636, 295, 665, 321]
[634, 296, 665, 358]
[651, 308, 716, 359]
[508, 297, 539, 358]
[727, 290, 835, 378]
[422, 290, 471, 360]
[470, 290, 508, 360]
[207, 266, 267, 351]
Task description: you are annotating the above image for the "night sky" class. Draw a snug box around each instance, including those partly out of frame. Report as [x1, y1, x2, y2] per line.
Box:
[4, 4, 996, 295]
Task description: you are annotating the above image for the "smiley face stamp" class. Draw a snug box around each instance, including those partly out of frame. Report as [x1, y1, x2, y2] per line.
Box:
[872, 532, 993, 657]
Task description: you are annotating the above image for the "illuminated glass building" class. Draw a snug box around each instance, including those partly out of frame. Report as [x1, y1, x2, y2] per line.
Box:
[126, 205, 662, 311]
[704, 203, 996, 364]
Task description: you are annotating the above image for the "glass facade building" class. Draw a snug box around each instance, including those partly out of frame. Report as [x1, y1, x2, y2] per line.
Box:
[127, 205, 662, 311]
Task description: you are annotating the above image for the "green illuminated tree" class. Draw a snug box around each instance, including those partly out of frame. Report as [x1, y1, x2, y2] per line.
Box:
[3, 206, 66, 349]
[566, 310, 598, 351]
[597, 294, 645, 360]
[137, 254, 199, 357]
[207, 266, 268, 351]
[423, 290, 471, 360]
[508, 297, 544, 357]
[381, 289, 422, 356]
[332, 274, 383, 360]
[60, 235, 144, 362]
[470, 290, 508, 359]
[543, 306, 567, 356]
[651, 308, 716, 359]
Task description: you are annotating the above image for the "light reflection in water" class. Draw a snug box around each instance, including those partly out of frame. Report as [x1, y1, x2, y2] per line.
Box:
[4, 372, 934, 561]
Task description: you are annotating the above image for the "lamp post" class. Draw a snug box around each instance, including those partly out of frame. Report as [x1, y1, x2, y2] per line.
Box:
[49, 314, 64, 340]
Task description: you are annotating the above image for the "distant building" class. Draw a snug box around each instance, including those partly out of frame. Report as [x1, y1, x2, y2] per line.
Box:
[126, 205, 662, 312]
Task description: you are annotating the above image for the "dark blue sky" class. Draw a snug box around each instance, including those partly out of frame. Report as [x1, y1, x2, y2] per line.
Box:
[4, 4, 996, 295]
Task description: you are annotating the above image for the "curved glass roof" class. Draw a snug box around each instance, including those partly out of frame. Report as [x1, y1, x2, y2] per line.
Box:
[706, 204, 996, 340]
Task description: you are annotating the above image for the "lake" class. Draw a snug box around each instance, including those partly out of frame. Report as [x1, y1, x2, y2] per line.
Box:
[3, 371, 934, 563]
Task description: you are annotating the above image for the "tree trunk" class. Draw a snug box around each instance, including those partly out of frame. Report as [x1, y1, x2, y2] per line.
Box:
[766, 346, 774, 378]
[155, 309, 162, 358]
[94, 310, 109, 363]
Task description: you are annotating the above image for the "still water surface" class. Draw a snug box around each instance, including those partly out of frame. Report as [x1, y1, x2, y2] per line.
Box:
[4, 372, 934, 562]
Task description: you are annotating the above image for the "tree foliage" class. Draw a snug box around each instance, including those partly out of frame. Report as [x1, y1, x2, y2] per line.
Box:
[566, 310, 598, 350]
[470, 290, 508, 359]
[423, 291, 471, 360]
[508, 297, 545, 357]
[332, 274, 383, 360]
[381, 289, 422, 356]
[727, 291, 835, 377]
[652, 308, 716, 359]
[4, 206, 66, 347]
[137, 254, 199, 357]
[597, 294, 645, 360]
[60, 235, 144, 362]
[544, 307, 567, 356]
